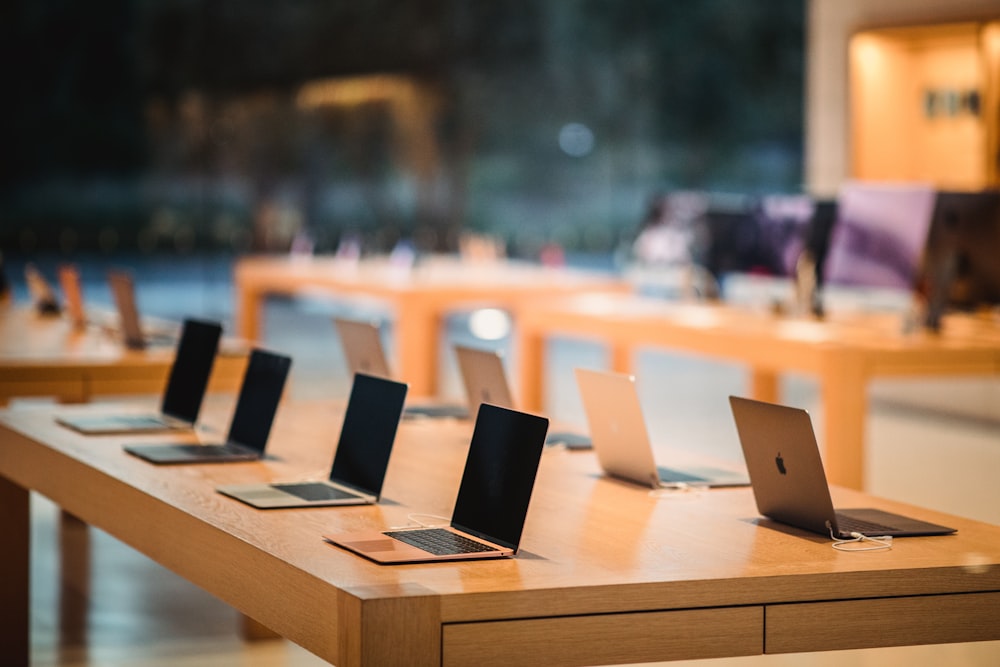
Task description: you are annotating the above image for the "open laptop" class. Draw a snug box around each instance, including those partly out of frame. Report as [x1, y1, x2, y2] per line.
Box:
[107, 270, 177, 349]
[334, 318, 512, 420]
[576, 368, 750, 488]
[333, 317, 393, 379]
[217, 372, 408, 508]
[728, 396, 956, 538]
[324, 403, 549, 564]
[123, 348, 291, 464]
[56, 318, 223, 435]
[399, 343, 515, 418]
[25, 264, 61, 315]
[57, 264, 86, 329]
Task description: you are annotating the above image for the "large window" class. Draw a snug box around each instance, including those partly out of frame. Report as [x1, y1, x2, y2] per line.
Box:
[2, 0, 804, 258]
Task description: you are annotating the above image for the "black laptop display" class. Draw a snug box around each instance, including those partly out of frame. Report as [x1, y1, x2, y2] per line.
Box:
[123, 348, 291, 464]
[324, 403, 550, 563]
[56, 318, 223, 435]
[217, 373, 408, 508]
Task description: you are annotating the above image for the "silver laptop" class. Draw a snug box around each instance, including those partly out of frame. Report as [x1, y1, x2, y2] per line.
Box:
[56, 318, 223, 435]
[25, 264, 61, 315]
[576, 368, 750, 488]
[107, 270, 177, 349]
[333, 317, 393, 379]
[324, 403, 549, 564]
[57, 264, 86, 329]
[123, 349, 291, 464]
[334, 318, 513, 420]
[217, 373, 408, 509]
[728, 396, 956, 539]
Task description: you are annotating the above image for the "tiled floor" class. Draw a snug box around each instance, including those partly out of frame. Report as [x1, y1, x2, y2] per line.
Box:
[13, 254, 1000, 665]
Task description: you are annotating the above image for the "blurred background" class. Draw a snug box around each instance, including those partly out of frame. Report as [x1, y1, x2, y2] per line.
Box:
[1, 0, 804, 260]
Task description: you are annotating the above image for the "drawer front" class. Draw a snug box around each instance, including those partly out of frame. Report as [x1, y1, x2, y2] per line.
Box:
[443, 606, 762, 667]
[767, 591, 1000, 653]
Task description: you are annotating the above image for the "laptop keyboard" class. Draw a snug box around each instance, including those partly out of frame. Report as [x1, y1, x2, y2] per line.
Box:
[835, 513, 897, 535]
[383, 528, 498, 555]
[272, 482, 360, 502]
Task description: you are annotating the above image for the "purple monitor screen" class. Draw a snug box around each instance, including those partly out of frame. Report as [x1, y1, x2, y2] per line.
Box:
[824, 182, 937, 290]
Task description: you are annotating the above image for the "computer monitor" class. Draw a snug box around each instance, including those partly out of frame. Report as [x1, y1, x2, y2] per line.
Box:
[922, 189, 1000, 314]
[823, 181, 937, 292]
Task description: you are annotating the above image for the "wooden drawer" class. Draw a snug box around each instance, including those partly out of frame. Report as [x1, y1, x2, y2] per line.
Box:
[767, 591, 1000, 653]
[443, 606, 762, 667]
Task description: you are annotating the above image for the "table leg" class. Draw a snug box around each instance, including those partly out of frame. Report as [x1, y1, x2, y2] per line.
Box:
[236, 284, 263, 342]
[240, 614, 281, 640]
[393, 302, 439, 398]
[749, 370, 779, 403]
[0, 475, 29, 667]
[820, 352, 867, 490]
[59, 511, 90, 644]
[609, 343, 632, 375]
[516, 329, 546, 412]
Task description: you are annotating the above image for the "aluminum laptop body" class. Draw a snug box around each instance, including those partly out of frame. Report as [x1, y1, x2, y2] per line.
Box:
[324, 403, 549, 564]
[56, 318, 223, 435]
[57, 264, 86, 329]
[25, 264, 60, 315]
[335, 319, 514, 421]
[107, 270, 177, 350]
[123, 349, 291, 464]
[401, 344, 515, 418]
[728, 396, 956, 538]
[217, 373, 408, 509]
[576, 368, 749, 488]
[334, 317, 393, 379]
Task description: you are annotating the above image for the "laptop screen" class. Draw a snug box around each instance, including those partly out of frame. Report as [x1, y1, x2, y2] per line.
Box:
[329, 373, 408, 496]
[823, 182, 936, 292]
[160, 319, 223, 423]
[226, 349, 292, 452]
[108, 271, 146, 349]
[455, 345, 515, 409]
[334, 318, 393, 379]
[450, 404, 549, 550]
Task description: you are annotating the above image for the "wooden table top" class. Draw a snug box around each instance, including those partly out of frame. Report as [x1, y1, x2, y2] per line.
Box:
[0, 305, 247, 367]
[517, 293, 1000, 370]
[234, 254, 628, 300]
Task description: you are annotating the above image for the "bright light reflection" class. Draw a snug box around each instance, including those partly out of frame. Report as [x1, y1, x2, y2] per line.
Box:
[469, 308, 511, 341]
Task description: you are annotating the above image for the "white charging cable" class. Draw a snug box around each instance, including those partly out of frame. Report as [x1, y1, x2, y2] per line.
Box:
[830, 527, 893, 552]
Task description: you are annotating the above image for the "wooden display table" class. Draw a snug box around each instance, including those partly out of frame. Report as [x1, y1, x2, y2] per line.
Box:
[233, 254, 627, 396]
[0, 306, 248, 406]
[3, 398, 1000, 666]
[514, 293, 1000, 489]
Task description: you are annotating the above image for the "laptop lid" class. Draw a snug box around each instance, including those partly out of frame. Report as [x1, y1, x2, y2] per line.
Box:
[107, 270, 146, 349]
[728, 396, 955, 538]
[450, 403, 548, 550]
[575, 367, 660, 488]
[55, 317, 222, 435]
[454, 344, 515, 411]
[159, 318, 223, 424]
[216, 372, 407, 508]
[328, 372, 408, 497]
[728, 396, 837, 535]
[57, 264, 86, 328]
[576, 368, 749, 488]
[334, 317, 393, 379]
[25, 264, 60, 315]
[224, 348, 292, 453]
